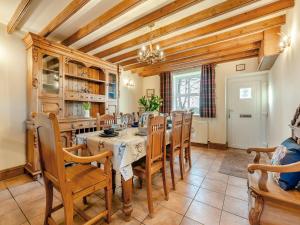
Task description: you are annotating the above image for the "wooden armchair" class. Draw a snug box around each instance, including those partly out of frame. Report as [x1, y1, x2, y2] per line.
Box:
[34, 113, 112, 225]
[247, 147, 300, 225]
[132, 115, 169, 217]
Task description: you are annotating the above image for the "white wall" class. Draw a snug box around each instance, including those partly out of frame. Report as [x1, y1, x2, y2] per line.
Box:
[268, 2, 300, 146]
[119, 70, 143, 113]
[0, 24, 27, 170]
[142, 58, 259, 144]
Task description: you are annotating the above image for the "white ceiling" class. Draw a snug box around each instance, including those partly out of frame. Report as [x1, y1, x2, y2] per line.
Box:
[0, 0, 289, 62]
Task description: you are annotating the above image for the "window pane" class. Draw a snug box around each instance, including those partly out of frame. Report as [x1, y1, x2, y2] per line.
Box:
[240, 88, 252, 99]
[190, 96, 200, 112]
[178, 79, 188, 94]
[190, 78, 200, 94]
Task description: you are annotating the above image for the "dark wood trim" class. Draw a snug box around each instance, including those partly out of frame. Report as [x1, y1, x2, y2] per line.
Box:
[0, 165, 25, 181]
[191, 142, 228, 150]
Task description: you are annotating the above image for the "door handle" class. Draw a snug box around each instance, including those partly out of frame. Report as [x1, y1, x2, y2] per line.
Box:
[240, 114, 252, 118]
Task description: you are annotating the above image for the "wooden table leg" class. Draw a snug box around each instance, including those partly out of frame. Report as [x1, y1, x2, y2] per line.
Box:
[121, 176, 133, 222]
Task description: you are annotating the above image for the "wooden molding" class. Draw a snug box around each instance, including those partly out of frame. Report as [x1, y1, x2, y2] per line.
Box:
[7, 0, 33, 34]
[92, 0, 258, 57]
[107, 0, 291, 63]
[125, 33, 263, 71]
[191, 142, 228, 150]
[0, 165, 25, 181]
[119, 16, 285, 66]
[62, 0, 143, 46]
[39, 0, 90, 37]
[78, 0, 201, 52]
[140, 51, 258, 76]
[135, 44, 260, 74]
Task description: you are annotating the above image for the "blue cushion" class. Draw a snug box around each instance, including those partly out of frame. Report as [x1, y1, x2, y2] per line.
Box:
[277, 138, 300, 190]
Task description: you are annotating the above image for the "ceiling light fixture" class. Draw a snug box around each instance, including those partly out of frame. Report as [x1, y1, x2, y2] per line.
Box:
[279, 32, 291, 51]
[138, 23, 165, 64]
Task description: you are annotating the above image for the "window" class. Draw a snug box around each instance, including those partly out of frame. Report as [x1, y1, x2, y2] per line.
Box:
[240, 88, 252, 99]
[172, 69, 201, 113]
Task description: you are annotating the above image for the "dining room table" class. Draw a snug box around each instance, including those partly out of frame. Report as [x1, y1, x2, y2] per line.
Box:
[76, 127, 172, 221]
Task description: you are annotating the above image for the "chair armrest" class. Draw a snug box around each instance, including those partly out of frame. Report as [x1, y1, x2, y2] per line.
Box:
[63, 149, 112, 164]
[248, 161, 300, 192]
[247, 147, 276, 163]
[63, 144, 87, 152]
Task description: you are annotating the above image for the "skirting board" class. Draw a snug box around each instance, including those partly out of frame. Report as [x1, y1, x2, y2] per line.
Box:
[191, 142, 228, 150]
[0, 165, 25, 181]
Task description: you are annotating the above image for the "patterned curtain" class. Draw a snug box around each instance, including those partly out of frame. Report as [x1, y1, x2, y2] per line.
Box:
[160, 72, 172, 114]
[199, 64, 216, 118]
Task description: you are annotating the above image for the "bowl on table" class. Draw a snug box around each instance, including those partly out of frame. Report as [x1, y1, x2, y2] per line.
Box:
[104, 128, 114, 135]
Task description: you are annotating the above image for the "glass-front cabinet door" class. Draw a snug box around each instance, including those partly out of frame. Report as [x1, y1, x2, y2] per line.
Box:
[108, 73, 117, 100]
[39, 51, 62, 97]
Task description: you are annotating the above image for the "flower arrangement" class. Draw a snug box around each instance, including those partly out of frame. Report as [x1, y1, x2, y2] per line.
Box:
[138, 95, 162, 112]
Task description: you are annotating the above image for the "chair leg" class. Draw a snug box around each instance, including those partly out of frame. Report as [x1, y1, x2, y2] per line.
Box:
[105, 187, 112, 223]
[170, 151, 176, 190]
[63, 194, 74, 225]
[138, 177, 143, 189]
[162, 162, 169, 201]
[44, 178, 53, 225]
[146, 173, 154, 218]
[188, 145, 192, 169]
[179, 148, 185, 180]
[112, 168, 116, 194]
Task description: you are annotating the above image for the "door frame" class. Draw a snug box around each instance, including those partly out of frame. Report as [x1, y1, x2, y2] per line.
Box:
[225, 71, 269, 148]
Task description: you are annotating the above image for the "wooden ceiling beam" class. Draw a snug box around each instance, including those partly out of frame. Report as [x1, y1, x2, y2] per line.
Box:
[39, 0, 90, 37]
[62, 0, 143, 46]
[140, 51, 259, 77]
[119, 15, 285, 66]
[78, 0, 201, 52]
[7, 0, 33, 34]
[107, 0, 292, 63]
[134, 43, 260, 74]
[93, 0, 258, 57]
[124, 32, 263, 71]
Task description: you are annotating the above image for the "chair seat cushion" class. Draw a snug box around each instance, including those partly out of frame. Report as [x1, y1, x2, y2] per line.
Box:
[66, 164, 107, 194]
[271, 138, 300, 190]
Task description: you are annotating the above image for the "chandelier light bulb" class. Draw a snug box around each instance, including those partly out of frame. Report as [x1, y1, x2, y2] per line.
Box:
[156, 45, 160, 50]
[141, 45, 146, 51]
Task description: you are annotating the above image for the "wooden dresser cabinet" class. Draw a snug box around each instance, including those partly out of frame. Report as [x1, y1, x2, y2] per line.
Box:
[24, 33, 120, 179]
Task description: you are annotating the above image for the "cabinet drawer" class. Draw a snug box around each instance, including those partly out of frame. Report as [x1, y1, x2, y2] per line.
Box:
[60, 123, 72, 131]
[65, 92, 79, 100]
[73, 121, 91, 129]
[95, 95, 106, 102]
[39, 98, 63, 117]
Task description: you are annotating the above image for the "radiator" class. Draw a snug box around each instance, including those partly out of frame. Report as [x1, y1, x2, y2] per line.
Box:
[191, 120, 208, 144]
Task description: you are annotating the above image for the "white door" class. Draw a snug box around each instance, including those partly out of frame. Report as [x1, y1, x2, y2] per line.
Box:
[227, 74, 268, 149]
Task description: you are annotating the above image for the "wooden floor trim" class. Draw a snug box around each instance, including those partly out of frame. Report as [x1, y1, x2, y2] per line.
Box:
[0, 165, 25, 181]
[191, 142, 228, 150]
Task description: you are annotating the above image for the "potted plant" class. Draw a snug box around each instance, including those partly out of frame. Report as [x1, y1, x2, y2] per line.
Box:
[82, 102, 91, 118]
[137, 95, 163, 133]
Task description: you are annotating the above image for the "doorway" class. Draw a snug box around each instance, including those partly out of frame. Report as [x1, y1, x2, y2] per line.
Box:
[227, 72, 268, 149]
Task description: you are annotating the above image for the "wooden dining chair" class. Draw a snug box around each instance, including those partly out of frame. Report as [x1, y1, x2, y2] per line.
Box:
[182, 112, 193, 170]
[168, 111, 185, 190]
[96, 113, 116, 130]
[132, 115, 169, 217]
[34, 113, 112, 225]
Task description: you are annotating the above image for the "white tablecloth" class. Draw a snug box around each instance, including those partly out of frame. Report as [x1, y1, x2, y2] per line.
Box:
[76, 128, 171, 181]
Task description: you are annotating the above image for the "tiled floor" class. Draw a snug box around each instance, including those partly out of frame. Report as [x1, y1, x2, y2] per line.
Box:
[0, 147, 250, 225]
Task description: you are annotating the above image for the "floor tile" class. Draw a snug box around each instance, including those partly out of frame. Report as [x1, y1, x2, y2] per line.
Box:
[14, 186, 45, 204]
[0, 208, 28, 225]
[223, 196, 248, 219]
[194, 188, 225, 209]
[143, 205, 183, 225]
[159, 192, 192, 215]
[206, 172, 229, 183]
[0, 189, 12, 202]
[0, 198, 19, 216]
[9, 181, 42, 197]
[189, 167, 208, 177]
[102, 210, 141, 225]
[220, 211, 249, 225]
[186, 201, 221, 225]
[226, 184, 248, 201]
[174, 181, 199, 198]
[180, 217, 203, 225]
[183, 174, 204, 187]
[0, 181, 6, 190]
[228, 176, 248, 187]
[201, 178, 227, 193]
[3, 174, 33, 188]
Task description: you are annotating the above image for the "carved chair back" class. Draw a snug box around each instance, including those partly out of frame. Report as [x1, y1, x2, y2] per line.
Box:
[171, 111, 184, 150]
[146, 115, 167, 169]
[182, 112, 193, 144]
[33, 113, 66, 191]
[96, 113, 116, 130]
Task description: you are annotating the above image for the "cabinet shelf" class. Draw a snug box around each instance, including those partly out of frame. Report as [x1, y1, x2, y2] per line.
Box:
[64, 91, 106, 103]
[43, 68, 59, 73]
[65, 73, 106, 83]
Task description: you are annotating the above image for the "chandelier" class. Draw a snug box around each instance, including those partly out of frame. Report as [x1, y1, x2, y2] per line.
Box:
[137, 24, 165, 64]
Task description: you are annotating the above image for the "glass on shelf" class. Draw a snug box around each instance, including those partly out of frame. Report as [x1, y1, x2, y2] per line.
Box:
[42, 54, 60, 94]
[108, 73, 117, 99]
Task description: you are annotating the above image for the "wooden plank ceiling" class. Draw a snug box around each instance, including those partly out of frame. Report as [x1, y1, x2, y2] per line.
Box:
[6, 0, 294, 76]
